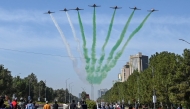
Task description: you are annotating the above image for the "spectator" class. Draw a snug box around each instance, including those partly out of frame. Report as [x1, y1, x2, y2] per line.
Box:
[53, 101, 58, 109]
[18, 97, 25, 109]
[11, 98, 17, 109]
[70, 100, 76, 109]
[26, 100, 35, 109]
[0, 97, 6, 109]
[43, 101, 51, 109]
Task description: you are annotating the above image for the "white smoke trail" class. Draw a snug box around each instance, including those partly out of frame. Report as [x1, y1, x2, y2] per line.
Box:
[50, 14, 74, 61]
[65, 12, 84, 63]
[50, 14, 88, 84]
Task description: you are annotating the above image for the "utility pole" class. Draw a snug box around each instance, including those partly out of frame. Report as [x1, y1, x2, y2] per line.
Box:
[65, 78, 70, 103]
[152, 67, 156, 109]
[28, 78, 31, 101]
[45, 80, 46, 101]
[69, 82, 73, 103]
[29, 80, 30, 96]
[70, 85, 74, 102]
[137, 76, 139, 104]
[38, 83, 40, 101]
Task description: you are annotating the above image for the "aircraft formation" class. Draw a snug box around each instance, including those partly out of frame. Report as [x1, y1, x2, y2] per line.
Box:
[44, 4, 158, 14]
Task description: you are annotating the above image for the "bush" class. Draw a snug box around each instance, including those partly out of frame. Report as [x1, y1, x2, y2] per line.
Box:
[86, 100, 96, 109]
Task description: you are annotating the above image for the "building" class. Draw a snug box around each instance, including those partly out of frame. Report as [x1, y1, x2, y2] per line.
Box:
[78, 93, 81, 99]
[98, 89, 108, 98]
[119, 62, 130, 82]
[129, 52, 148, 74]
[118, 52, 148, 82]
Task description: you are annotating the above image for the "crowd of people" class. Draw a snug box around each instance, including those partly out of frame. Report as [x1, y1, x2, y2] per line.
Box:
[0, 95, 87, 109]
[0, 95, 37, 109]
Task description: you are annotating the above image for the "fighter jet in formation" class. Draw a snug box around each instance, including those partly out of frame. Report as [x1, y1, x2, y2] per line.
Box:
[110, 6, 122, 9]
[88, 4, 101, 7]
[129, 6, 141, 10]
[60, 8, 69, 12]
[44, 10, 55, 14]
[147, 8, 158, 12]
[70, 7, 84, 11]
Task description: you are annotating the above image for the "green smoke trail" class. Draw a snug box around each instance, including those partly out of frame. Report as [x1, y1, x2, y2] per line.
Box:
[95, 9, 116, 73]
[87, 12, 151, 84]
[89, 7, 97, 73]
[77, 11, 90, 71]
[105, 12, 152, 73]
[100, 10, 135, 73]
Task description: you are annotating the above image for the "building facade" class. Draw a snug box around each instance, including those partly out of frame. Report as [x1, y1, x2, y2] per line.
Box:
[97, 89, 108, 98]
[129, 52, 148, 74]
[119, 62, 130, 82]
[118, 52, 148, 82]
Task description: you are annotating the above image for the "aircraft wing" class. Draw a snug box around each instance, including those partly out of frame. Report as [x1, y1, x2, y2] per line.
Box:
[117, 7, 122, 9]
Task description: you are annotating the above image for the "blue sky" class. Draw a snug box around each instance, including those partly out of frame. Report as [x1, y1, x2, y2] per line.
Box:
[0, 0, 190, 100]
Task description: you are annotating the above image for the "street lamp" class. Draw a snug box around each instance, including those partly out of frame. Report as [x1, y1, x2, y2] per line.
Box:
[69, 82, 73, 103]
[38, 83, 41, 101]
[16, 73, 21, 77]
[152, 67, 156, 109]
[146, 63, 156, 109]
[28, 78, 32, 100]
[179, 39, 190, 44]
[65, 78, 70, 103]
[81, 87, 85, 92]
[70, 85, 74, 103]
[44, 80, 46, 101]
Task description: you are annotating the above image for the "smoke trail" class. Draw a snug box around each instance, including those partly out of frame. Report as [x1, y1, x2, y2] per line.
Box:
[89, 7, 97, 73]
[65, 12, 84, 63]
[100, 10, 135, 73]
[104, 13, 152, 74]
[87, 12, 151, 84]
[77, 11, 90, 71]
[50, 14, 88, 84]
[95, 9, 116, 73]
[50, 14, 74, 61]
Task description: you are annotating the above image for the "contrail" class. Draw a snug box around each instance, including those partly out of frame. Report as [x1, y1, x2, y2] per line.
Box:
[65, 11, 84, 63]
[95, 9, 116, 73]
[89, 7, 97, 73]
[104, 12, 152, 73]
[100, 10, 135, 73]
[77, 11, 90, 72]
[50, 14, 75, 61]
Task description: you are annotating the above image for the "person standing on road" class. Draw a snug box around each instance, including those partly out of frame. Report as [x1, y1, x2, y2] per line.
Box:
[70, 100, 76, 109]
[11, 98, 18, 109]
[26, 100, 35, 109]
[53, 101, 58, 109]
[43, 101, 51, 109]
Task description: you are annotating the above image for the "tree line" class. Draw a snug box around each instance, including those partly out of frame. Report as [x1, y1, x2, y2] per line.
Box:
[0, 67, 78, 103]
[99, 49, 190, 108]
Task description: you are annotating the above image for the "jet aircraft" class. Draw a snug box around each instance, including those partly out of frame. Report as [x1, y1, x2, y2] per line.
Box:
[129, 6, 141, 10]
[147, 8, 158, 12]
[70, 7, 84, 11]
[60, 8, 69, 12]
[110, 6, 122, 9]
[88, 4, 101, 7]
[44, 10, 55, 14]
